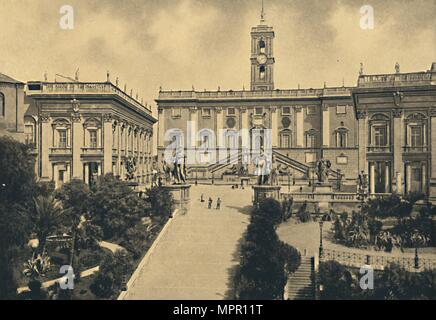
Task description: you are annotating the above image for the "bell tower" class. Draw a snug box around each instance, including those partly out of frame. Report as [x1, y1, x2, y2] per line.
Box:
[250, 0, 275, 91]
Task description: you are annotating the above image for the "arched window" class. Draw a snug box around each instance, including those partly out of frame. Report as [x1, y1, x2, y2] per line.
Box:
[0, 92, 4, 117]
[259, 66, 266, 79]
[83, 118, 102, 148]
[225, 130, 239, 150]
[259, 39, 266, 53]
[52, 118, 71, 148]
[198, 129, 215, 149]
[280, 130, 292, 148]
[335, 127, 348, 148]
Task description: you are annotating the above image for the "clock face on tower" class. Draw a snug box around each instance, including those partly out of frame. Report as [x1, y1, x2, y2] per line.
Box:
[256, 54, 267, 65]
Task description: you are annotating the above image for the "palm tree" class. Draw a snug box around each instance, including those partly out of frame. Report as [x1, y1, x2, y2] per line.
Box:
[30, 196, 68, 253]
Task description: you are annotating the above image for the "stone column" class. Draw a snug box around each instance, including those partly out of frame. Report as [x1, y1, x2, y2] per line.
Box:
[393, 109, 404, 191]
[216, 107, 224, 147]
[84, 163, 89, 184]
[158, 108, 164, 147]
[385, 162, 390, 193]
[103, 114, 113, 175]
[370, 161, 375, 194]
[322, 105, 330, 147]
[357, 110, 368, 175]
[71, 112, 82, 179]
[422, 162, 427, 194]
[271, 106, 278, 147]
[40, 113, 52, 180]
[430, 110, 436, 200]
[405, 162, 412, 193]
[296, 106, 304, 147]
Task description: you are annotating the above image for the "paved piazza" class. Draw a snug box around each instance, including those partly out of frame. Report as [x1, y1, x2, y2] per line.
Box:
[122, 185, 251, 300]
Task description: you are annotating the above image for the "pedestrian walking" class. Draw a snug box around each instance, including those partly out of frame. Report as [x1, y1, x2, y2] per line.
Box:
[208, 197, 213, 209]
[200, 194, 204, 202]
[216, 198, 221, 210]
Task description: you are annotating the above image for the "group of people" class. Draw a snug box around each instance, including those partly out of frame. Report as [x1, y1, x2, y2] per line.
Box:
[200, 194, 222, 210]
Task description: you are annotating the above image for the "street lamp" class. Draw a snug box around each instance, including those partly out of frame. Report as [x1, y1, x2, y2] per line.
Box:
[288, 170, 291, 194]
[411, 231, 423, 269]
[319, 220, 324, 259]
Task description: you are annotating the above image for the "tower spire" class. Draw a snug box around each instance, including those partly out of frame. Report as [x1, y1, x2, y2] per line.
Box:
[260, 0, 266, 23]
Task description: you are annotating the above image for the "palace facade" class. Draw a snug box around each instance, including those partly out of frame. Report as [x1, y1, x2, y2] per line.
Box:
[0, 73, 25, 142]
[156, 14, 436, 200]
[0, 78, 157, 189]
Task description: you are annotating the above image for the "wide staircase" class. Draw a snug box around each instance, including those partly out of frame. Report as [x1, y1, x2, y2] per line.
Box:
[285, 256, 316, 300]
[272, 150, 309, 175]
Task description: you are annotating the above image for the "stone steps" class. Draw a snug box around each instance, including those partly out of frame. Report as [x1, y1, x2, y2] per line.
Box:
[285, 257, 315, 300]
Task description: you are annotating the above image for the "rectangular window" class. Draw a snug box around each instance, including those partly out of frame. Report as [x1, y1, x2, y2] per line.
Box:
[202, 108, 211, 117]
[90, 130, 98, 148]
[307, 134, 316, 148]
[255, 107, 263, 115]
[25, 125, 34, 144]
[337, 132, 347, 148]
[373, 127, 387, 146]
[227, 107, 235, 116]
[281, 134, 290, 148]
[172, 107, 181, 118]
[282, 107, 291, 115]
[336, 105, 347, 114]
[410, 126, 423, 147]
[58, 130, 67, 148]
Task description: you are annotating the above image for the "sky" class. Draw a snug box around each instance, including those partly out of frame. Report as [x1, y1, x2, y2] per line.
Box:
[0, 0, 435, 113]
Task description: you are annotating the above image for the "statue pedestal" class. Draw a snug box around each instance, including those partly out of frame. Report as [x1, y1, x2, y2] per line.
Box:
[252, 185, 281, 205]
[313, 183, 333, 194]
[313, 183, 333, 212]
[160, 184, 191, 210]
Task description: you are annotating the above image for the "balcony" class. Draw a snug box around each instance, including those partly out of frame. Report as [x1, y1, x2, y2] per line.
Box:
[403, 146, 429, 153]
[367, 146, 392, 153]
[81, 147, 103, 156]
[50, 147, 72, 155]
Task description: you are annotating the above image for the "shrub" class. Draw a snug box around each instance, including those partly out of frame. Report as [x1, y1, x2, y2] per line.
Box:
[145, 187, 174, 218]
[366, 194, 413, 219]
[318, 261, 354, 300]
[235, 198, 300, 300]
[89, 174, 150, 240]
[296, 202, 311, 223]
[90, 251, 134, 299]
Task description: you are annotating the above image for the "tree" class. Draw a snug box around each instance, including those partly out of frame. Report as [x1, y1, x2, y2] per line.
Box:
[0, 137, 38, 298]
[56, 180, 94, 267]
[88, 174, 149, 240]
[30, 196, 69, 253]
[145, 187, 174, 218]
[90, 250, 134, 299]
[235, 198, 299, 300]
[318, 261, 354, 300]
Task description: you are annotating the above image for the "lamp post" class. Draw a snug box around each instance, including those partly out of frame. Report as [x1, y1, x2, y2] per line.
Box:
[288, 170, 291, 193]
[411, 231, 422, 269]
[319, 220, 324, 259]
